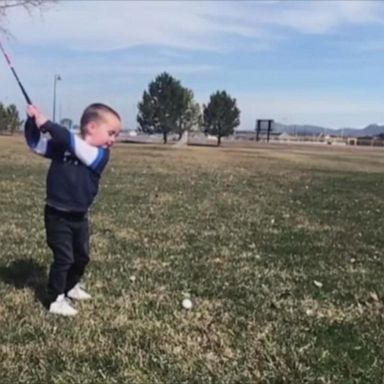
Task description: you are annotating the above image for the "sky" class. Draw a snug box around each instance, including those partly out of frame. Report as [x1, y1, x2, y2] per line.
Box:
[1, 0, 384, 130]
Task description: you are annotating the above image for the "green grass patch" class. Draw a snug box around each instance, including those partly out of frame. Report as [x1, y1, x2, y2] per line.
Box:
[0, 136, 383, 383]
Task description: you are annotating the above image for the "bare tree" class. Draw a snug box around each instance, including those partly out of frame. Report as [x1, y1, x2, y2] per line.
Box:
[0, 0, 56, 35]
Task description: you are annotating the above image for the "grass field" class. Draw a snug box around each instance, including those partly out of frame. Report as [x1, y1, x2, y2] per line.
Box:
[0, 136, 383, 383]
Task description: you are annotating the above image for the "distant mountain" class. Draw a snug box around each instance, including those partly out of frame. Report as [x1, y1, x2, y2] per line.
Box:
[341, 124, 384, 137]
[272, 122, 384, 137]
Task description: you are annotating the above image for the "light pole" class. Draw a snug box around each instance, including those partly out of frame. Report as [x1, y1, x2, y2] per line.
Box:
[52, 74, 61, 122]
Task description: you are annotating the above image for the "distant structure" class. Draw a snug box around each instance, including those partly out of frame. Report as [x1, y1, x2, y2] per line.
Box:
[255, 119, 274, 142]
[60, 118, 73, 130]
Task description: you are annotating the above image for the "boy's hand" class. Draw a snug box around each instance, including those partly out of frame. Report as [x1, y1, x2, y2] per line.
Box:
[26, 105, 48, 128]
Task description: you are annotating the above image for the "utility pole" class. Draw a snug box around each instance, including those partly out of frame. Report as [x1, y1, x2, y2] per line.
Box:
[52, 74, 61, 122]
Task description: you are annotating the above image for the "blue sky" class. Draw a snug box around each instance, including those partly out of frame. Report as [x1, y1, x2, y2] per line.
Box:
[1, 0, 384, 130]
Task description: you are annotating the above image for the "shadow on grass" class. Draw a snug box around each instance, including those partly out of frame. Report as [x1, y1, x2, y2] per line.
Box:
[187, 142, 218, 147]
[0, 259, 49, 308]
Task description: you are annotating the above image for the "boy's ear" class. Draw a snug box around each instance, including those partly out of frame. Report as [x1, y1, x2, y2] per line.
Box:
[88, 121, 97, 132]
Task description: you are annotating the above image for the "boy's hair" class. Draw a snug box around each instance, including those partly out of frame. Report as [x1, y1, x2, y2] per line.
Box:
[80, 103, 121, 135]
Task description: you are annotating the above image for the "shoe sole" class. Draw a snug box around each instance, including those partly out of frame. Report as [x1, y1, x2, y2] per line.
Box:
[49, 310, 78, 316]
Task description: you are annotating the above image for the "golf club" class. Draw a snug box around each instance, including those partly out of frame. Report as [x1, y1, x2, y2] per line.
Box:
[0, 41, 32, 104]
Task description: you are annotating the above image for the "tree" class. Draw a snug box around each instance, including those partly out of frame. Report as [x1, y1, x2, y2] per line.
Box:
[0, 1, 56, 35]
[5, 103, 22, 133]
[174, 88, 202, 140]
[137, 72, 193, 144]
[0, 103, 6, 133]
[0, 102, 23, 134]
[203, 90, 240, 146]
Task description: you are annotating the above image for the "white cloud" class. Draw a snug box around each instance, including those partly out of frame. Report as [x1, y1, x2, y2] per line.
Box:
[266, 1, 383, 34]
[6, 2, 258, 52]
[5, 1, 383, 52]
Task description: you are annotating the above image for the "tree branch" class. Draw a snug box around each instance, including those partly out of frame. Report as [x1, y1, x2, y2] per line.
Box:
[0, 1, 47, 11]
[0, 0, 57, 35]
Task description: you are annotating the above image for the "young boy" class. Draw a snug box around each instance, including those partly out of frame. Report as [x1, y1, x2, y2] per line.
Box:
[25, 103, 122, 316]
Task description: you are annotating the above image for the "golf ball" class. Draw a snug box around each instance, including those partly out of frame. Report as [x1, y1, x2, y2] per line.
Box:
[182, 298, 192, 309]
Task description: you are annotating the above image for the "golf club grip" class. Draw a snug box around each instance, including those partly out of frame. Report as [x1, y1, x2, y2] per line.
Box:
[11, 67, 32, 104]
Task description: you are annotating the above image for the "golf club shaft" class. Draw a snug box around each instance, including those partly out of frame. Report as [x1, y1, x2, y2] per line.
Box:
[0, 42, 32, 104]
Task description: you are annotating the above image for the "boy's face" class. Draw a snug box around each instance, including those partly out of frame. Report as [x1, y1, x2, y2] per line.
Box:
[85, 112, 122, 148]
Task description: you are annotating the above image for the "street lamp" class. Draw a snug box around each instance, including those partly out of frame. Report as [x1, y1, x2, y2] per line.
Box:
[52, 74, 61, 122]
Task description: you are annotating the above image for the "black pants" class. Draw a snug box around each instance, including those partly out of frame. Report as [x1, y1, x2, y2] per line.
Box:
[45, 205, 90, 302]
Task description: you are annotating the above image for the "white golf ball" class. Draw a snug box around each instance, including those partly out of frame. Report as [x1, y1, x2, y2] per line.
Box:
[182, 298, 192, 309]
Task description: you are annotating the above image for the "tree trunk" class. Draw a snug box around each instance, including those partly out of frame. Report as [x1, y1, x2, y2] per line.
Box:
[217, 135, 221, 146]
[163, 131, 168, 144]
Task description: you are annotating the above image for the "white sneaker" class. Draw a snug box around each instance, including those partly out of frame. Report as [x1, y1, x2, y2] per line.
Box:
[49, 294, 78, 316]
[67, 283, 92, 300]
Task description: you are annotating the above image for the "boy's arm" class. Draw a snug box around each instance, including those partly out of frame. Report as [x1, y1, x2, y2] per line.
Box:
[24, 117, 62, 159]
[25, 102, 109, 174]
[40, 120, 110, 174]
[70, 134, 110, 174]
